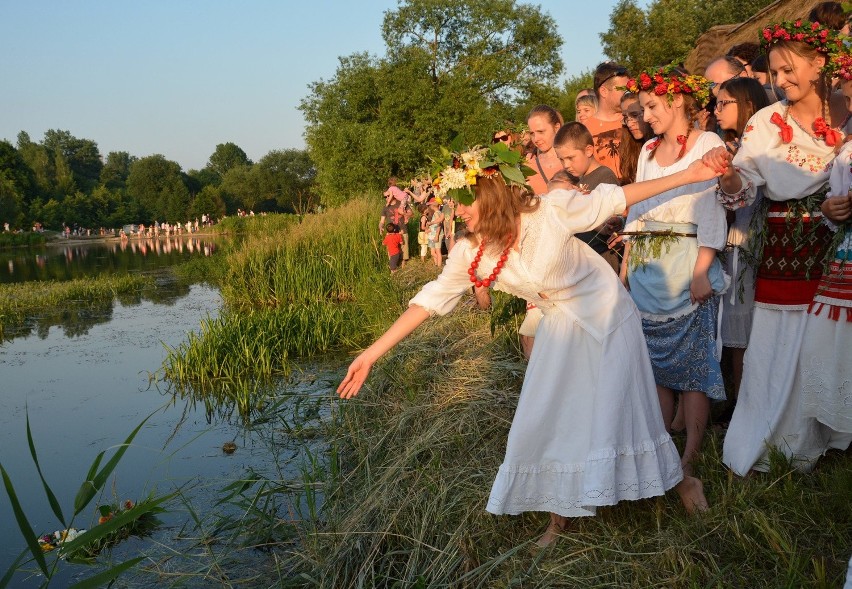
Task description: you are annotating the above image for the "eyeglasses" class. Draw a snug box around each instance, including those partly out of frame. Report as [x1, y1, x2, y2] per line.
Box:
[598, 67, 628, 88]
[621, 111, 643, 124]
[491, 134, 510, 143]
[714, 99, 737, 112]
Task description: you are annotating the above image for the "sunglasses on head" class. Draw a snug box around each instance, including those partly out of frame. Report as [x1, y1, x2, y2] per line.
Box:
[599, 67, 628, 87]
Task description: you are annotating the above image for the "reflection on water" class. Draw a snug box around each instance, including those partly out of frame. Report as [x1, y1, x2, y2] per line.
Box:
[1, 275, 193, 343]
[0, 236, 220, 284]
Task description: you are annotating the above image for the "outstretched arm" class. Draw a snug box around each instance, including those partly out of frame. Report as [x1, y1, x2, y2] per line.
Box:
[337, 305, 430, 399]
[622, 158, 720, 208]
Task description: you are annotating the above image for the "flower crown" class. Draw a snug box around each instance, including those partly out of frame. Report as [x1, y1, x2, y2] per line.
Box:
[830, 52, 852, 81]
[760, 20, 844, 58]
[430, 141, 535, 205]
[624, 65, 712, 109]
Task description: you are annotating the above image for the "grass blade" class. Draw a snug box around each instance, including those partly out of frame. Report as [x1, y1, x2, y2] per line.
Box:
[67, 556, 145, 589]
[26, 411, 66, 527]
[61, 491, 175, 557]
[0, 549, 29, 589]
[74, 411, 155, 514]
[0, 464, 48, 577]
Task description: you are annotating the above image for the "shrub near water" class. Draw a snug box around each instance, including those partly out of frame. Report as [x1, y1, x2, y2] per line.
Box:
[163, 199, 399, 414]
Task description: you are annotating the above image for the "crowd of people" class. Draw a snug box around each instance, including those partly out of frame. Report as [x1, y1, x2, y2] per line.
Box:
[363, 5, 851, 561]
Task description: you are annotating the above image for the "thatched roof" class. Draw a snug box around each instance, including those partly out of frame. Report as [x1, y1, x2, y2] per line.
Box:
[685, 0, 827, 74]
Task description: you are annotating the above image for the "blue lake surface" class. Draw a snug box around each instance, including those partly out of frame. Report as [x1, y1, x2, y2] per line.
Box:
[0, 245, 337, 586]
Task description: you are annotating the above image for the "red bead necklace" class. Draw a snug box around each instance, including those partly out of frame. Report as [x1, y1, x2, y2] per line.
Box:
[468, 238, 512, 288]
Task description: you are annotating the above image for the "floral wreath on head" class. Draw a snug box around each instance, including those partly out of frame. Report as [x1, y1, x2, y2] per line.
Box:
[430, 139, 535, 206]
[623, 64, 712, 109]
[830, 52, 852, 81]
[760, 20, 845, 66]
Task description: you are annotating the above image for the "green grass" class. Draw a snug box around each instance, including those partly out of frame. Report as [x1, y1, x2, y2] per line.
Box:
[162, 200, 405, 415]
[260, 298, 852, 588]
[157, 203, 852, 587]
[0, 274, 151, 341]
[0, 231, 48, 249]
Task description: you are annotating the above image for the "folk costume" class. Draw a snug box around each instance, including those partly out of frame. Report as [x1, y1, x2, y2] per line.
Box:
[411, 182, 684, 517]
[799, 140, 852, 436]
[626, 131, 729, 400]
[717, 100, 851, 473]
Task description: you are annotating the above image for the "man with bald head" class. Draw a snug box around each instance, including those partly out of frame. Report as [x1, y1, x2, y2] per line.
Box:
[704, 56, 747, 97]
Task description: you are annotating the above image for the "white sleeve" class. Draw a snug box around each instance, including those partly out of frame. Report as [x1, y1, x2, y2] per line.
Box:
[825, 144, 852, 231]
[409, 240, 475, 316]
[720, 111, 765, 209]
[547, 185, 626, 234]
[695, 186, 729, 250]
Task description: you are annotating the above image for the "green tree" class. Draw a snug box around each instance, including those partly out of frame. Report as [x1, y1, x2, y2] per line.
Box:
[100, 151, 136, 190]
[255, 149, 316, 213]
[205, 142, 252, 182]
[601, 0, 775, 73]
[189, 185, 227, 219]
[42, 129, 103, 193]
[126, 155, 190, 222]
[0, 170, 25, 228]
[301, 0, 562, 203]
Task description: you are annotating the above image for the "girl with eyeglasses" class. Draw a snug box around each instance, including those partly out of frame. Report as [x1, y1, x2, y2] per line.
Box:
[713, 77, 770, 424]
[618, 92, 653, 185]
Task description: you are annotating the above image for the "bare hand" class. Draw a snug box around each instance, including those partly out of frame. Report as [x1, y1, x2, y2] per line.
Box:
[337, 353, 374, 399]
[690, 273, 713, 305]
[685, 158, 720, 184]
[822, 195, 852, 223]
[701, 146, 735, 177]
[607, 232, 623, 249]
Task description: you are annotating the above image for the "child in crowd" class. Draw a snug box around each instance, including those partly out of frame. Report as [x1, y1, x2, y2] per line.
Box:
[554, 122, 623, 271]
[384, 177, 409, 209]
[575, 93, 598, 126]
[619, 92, 653, 185]
[418, 205, 429, 262]
[623, 65, 728, 476]
[382, 223, 404, 274]
[714, 76, 769, 416]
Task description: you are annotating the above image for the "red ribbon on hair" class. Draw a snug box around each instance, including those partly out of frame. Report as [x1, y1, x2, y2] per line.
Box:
[770, 112, 793, 143]
[676, 134, 688, 159]
[645, 137, 662, 151]
[812, 117, 842, 146]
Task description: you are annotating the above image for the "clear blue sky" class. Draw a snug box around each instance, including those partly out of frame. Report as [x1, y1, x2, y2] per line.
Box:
[0, 1, 641, 171]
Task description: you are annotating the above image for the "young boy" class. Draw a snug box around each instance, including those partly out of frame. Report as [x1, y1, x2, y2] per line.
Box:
[553, 122, 623, 270]
[382, 223, 404, 274]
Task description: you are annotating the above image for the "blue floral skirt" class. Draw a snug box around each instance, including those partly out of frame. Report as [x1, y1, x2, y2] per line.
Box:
[641, 298, 726, 401]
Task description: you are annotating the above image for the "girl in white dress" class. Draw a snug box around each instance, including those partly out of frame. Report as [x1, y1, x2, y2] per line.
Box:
[338, 143, 716, 546]
[703, 21, 852, 474]
[622, 66, 728, 476]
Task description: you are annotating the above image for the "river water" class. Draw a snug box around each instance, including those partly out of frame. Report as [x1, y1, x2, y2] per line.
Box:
[0, 239, 334, 587]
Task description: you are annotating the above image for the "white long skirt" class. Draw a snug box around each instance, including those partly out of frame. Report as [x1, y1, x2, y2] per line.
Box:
[722, 307, 852, 475]
[486, 304, 683, 517]
[800, 310, 852, 434]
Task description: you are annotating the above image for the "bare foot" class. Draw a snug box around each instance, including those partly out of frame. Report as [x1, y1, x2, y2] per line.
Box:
[534, 514, 567, 548]
[675, 475, 709, 515]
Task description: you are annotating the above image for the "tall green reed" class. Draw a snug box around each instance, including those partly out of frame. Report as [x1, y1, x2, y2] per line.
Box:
[1, 411, 175, 588]
[162, 199, 400, 416]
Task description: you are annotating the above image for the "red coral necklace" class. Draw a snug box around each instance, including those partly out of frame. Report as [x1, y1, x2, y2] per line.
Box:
[468, 239, 512, 288]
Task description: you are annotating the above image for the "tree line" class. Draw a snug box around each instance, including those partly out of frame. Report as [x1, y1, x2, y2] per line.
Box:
[0, 131, 316, 231]
[0, 0, 773, 229]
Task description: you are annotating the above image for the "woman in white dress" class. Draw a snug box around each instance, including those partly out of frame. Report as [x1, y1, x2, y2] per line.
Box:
[622, 66, 729, 476]
[703, 21, 852, 474]
[338, 143, 715, 546]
